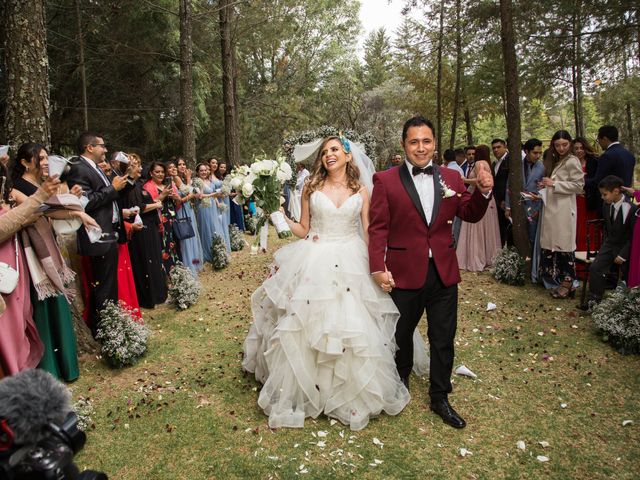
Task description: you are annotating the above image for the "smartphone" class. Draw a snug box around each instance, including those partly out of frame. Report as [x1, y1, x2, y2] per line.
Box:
[163, 176, 172, 187]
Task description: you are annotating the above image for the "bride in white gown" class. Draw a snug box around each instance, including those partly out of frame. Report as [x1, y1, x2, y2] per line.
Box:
[242, 136, 413, 431]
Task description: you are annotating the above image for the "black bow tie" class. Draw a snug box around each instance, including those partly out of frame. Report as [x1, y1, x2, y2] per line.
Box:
[412, 165, 434, 176]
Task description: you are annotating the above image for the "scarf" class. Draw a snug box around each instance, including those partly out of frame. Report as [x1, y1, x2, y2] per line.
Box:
[21, 217, 75, 302]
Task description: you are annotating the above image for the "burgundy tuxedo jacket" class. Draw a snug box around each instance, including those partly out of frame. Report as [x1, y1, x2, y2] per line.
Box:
[368, 163, 491, 289]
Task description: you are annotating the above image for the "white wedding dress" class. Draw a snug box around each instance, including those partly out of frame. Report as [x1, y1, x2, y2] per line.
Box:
[242, 190, 412, 430]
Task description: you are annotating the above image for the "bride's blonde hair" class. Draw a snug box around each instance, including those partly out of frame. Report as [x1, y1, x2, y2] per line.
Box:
[303, 136, 361, 199]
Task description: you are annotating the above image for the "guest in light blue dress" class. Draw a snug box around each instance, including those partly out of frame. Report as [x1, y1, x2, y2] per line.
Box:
[175, 158, 204, 274]
[210, 161, 231, 252]
[194, 163, 218, 263]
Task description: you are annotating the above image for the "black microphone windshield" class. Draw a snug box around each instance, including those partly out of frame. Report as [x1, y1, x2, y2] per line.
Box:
[0, 369, 71, 446]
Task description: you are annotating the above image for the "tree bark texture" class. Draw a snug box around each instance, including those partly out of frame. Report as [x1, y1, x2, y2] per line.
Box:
[463, 97, 473, 146]
[449, 0, 462, 149]
[219, 0, 241, 167]
[499, 0, 529, 258]
[571, 0, 584, 138]
[3, 0, 51, 148]
[180, 0, 197, 166]
[436, 0, 444, 160]
[75, 0, 89, 131]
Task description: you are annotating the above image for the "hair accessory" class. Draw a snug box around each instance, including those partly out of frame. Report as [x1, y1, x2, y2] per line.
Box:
[338, 132, 351, 154]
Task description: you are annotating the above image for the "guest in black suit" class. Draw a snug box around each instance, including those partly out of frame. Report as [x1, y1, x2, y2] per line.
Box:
[491, 138, 511, 246]
[578, 175, 637, 310]
[586, 125, 636, 191]
[65, 132, 132, 331]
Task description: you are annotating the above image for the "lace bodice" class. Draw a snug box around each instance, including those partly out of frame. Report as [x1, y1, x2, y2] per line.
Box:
[308, 191, 363, 241]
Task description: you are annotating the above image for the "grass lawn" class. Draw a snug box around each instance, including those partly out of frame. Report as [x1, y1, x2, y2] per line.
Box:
[73, 230, 640, 479]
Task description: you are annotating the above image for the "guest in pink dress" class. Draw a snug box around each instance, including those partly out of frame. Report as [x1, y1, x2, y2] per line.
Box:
[623, 186, 640, 288]
[456, 145, 501, 271]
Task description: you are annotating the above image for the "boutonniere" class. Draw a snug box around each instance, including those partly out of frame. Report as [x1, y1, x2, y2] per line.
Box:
[439, 178, 456, 198]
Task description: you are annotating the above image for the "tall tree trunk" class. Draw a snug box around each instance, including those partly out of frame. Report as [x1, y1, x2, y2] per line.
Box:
[219, 0, 241, 167]
[180, 0, 196, 166]
[3, 0, 51, 148]
[75, 0, 88, 131]
[571, 0, 584, 138]
[499, 0, 529, 258]
[622, 48, 635, 153]
[463, 96, 473, 145]
[449, 0, 462, 149]
[436, 0, 444, 160]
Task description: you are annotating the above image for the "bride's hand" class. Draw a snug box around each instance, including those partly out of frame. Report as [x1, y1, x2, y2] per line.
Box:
[373, 271, 394, 293]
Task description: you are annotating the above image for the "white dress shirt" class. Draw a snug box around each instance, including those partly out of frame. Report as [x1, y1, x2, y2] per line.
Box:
[82, 155, 119, 223]
[406, 160, 435, 225]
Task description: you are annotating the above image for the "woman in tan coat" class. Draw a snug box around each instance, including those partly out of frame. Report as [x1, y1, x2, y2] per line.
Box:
[538, 130, 585, 298]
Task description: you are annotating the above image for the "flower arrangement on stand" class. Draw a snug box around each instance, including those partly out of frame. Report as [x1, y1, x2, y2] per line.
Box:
[211, 233, 230, 270]
[229, 224, 246, 251]
[167, 262, 201, 310]
[490, 246, 526, 286]
[96, 301, 150, 368]
[592, 286, 640, 354]
[223, 157, 293, 245]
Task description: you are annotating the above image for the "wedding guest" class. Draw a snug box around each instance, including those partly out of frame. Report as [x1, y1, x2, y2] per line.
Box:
[123, 154, 167, 308]
[573, 137, 601, 251]
[210, 162, 231, 252]
[456, 145, 501, 271]
[491, 138, 511, 246]
[622, 185, 640, 288]
[444, 149, 464, 178]
[455, 148, 469, 177]
[144, 162, 181, 274]
[226, 164, 245, 231]
[0, 165, 61, 376]
[9, 143, 80, 381]
[586, 125, 636, 191]
[174, 157, 204, 274]
[194, 163, 219, 262]
[578, 176, 637, 310]
[213, 161, 232, 239]
[66, 132, 131, 333]
[537, 130, 584, 298]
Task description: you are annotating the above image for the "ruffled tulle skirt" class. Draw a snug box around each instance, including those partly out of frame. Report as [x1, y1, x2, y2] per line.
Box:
[243, 233, 411, 430]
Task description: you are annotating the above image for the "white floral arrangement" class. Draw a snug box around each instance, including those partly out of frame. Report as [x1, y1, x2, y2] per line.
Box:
[223, 157, 293, 239]
[439, 177, 456, 198]
[229, 224, 246, 251]
[167, 262, 201, 310]
[217, 201, 229, 213]
[244, 214, 257, 235]
[96, 301, 150, 368]
[72, 396, 94, 431]
[592, 286, 640, 354]
[192, 178, 211, 207]
[211, 233, 230, 270]
[490, 247, 526, 286]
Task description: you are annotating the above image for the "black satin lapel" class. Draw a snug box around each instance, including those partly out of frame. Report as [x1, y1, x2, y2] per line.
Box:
[399, 163, 427, 225]
[431, 166, 442, 226]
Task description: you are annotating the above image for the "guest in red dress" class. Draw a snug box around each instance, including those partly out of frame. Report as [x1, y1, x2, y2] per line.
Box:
[623, 186, 640, 288]
[573, 137, 600, 252]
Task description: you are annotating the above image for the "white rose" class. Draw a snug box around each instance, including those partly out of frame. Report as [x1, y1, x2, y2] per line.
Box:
[242, 182, 255, 196]
[245, 173, 257, 185]
[229, 176, 243, 189]
[251, 161, 264, 174]
[277, 162, 292, 180]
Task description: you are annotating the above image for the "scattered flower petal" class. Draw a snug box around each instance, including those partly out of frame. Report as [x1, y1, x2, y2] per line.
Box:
[538, 441, 550, 448]
[459, 448, 472, 457]
[537, 455, 549, 462]
[372, 437, 384, 448]
[622, 420, 633, 426]
[455, 365, 478, 379]
[486, 302, 497, 311]
[516, 440, 526, 450]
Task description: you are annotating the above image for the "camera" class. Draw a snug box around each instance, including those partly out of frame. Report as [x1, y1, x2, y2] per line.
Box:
[0, 412, 107, 480]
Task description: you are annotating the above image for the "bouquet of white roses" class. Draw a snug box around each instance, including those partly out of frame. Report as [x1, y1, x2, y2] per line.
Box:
[192, 177, 211, 207]
[224, 157, 293, 239]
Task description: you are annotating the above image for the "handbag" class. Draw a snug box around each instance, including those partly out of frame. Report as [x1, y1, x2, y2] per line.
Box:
[172, 208, 195, 240]
[0, 236, 19, 295]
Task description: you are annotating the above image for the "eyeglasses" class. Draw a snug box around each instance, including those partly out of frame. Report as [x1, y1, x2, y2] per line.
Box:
[91, 143, 106, 148]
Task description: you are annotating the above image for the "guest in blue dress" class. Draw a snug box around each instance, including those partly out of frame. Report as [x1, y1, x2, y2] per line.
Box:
[173, 158, 204, 274]
[194, 163, 218, 263]
[209, 160, 231, 252]
[223, 164, 245, 231]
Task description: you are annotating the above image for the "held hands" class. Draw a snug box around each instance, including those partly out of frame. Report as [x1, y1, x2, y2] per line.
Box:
[373, 269, 395, 293]
[474, 160, 494, 194]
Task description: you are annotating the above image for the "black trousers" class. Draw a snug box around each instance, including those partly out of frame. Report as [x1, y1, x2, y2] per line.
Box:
[390, 262, 458, 400]
[589, 242, 626, 300]
[87, 244, 119, 335]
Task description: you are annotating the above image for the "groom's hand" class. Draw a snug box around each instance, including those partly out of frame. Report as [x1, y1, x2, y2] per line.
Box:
[373, 270, 395, 293]
[474, 160, 494, 195]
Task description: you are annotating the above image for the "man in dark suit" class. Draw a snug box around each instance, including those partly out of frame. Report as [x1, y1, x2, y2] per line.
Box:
[587, 125, 636, 191]
[66, 132, 131, 332]
[578, 175, 637, 310]
[491, 138, 511, 246]
[368, 116, 493, 428]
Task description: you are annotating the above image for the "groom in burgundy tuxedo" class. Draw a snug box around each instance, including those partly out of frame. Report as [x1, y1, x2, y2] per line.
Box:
[368, 116, 494, 428]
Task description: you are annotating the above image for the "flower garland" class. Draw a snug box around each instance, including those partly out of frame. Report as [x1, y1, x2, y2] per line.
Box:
[168, 262, 201, 310]
[96, 301, 150, 368]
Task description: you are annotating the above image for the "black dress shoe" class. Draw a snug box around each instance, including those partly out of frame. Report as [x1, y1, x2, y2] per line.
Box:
[576, 302, 590, 311]
[430, 399, 466, 429]
[400, 376, 409, 389]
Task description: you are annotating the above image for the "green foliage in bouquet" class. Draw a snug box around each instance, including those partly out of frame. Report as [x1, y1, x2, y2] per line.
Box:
[244, 215, 257, 235]
[211, 233, 230, 270]
[168, 262, 201, 310]
[229, 224, 246, 251]
[490, 247, 526, 286]
[96, 301, 150, 368]
[592, 286, 640, 354]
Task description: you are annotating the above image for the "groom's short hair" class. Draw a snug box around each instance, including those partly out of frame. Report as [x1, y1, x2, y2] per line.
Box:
[402, 116, 435, 142]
